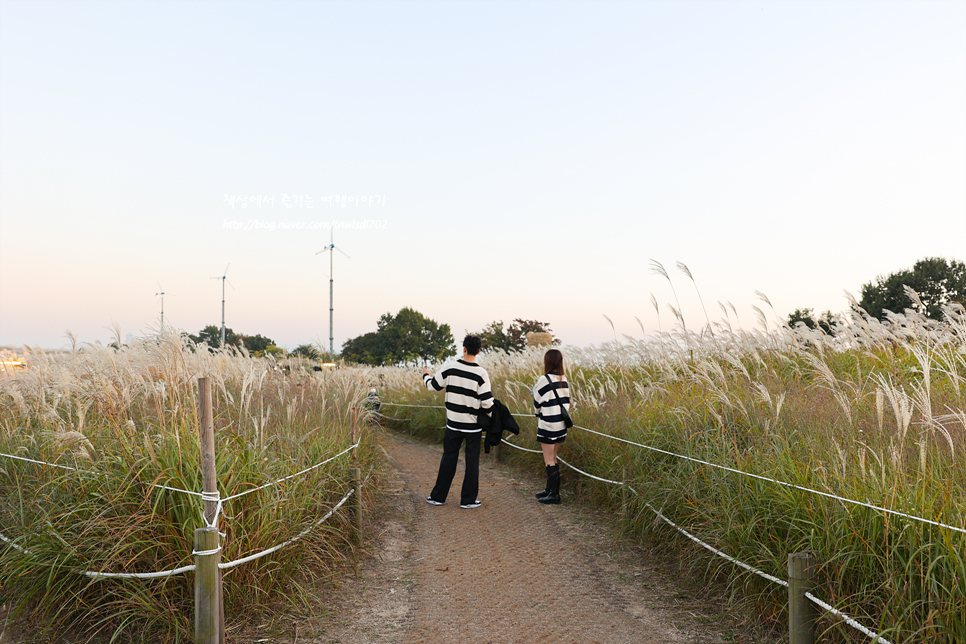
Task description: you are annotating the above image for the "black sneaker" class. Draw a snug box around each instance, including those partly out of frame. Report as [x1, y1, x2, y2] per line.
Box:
[426, 496, 443, 506]
[459, 500, 482, 509]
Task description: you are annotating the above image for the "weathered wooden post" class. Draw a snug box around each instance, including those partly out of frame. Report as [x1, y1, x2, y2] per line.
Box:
[349, 406, 362, 575]
[788, 552, 816, 644]
[195, 377, 225, 644]
[351, 406, 358, 463]
[493, 441, 501, 461]
[194, 527, 221, 644]
[621, 466, 630, 528]
[351, 467, 363, 546]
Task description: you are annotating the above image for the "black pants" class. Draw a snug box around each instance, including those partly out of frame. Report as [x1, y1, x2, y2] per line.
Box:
[430, 429, 481, 505]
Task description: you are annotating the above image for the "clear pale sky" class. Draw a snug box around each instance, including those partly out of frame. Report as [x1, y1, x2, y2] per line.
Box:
[1, 0, 964, 351]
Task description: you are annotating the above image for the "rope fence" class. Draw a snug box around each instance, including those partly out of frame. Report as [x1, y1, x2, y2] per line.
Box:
[0, 456, 361, 581]
[0, 379, 370, 644]
[806, 592, 893, 644]
[0, 451, 204, 498]
[382, 400, 912, 644]
[380, 402, 964, 536]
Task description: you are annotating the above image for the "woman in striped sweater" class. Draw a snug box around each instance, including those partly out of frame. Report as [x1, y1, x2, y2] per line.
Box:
[532, 349, 570, 505]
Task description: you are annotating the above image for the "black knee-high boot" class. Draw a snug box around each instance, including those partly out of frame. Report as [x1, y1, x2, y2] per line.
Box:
[538, 465, 561, 504]
[535, 465, 553, 499]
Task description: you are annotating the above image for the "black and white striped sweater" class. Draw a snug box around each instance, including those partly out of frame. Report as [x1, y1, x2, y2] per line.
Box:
[532, 374, 571, 433]
[423, 359, 494, 432]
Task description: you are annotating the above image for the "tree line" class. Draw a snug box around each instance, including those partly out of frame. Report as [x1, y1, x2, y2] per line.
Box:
[339, 308, 557, 366]
[181, 256, 963, 362]
[787, 256, 965, 332]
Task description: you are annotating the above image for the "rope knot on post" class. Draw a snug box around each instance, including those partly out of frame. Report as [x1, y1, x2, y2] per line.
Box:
[201, 491, 223, 529]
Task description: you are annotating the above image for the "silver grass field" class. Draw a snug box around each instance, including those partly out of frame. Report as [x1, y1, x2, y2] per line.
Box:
[0, 334, 380, 642]
[0, 299, 963, 643]
[382, 302, 966, 644]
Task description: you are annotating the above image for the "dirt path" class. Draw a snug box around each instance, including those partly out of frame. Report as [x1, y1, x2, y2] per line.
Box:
[314, 431, 765, 644]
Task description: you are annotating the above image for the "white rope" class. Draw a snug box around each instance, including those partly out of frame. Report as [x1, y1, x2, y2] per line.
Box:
[201, 491, 222, 529]
[191, 546, 222, 557]
[1, 529, 199, 580]
[645, 503, 788, 587]
[569, 424, 966, 535]
[806, 591, 894, 644]
[0, 452, 84, 472]
[557, 456, 625, 486]
[221, 442, 359, 502]
[374, 412, 412, 423]
[6, 488, 357, 580]
[0, 452, 204, 498]
[499, 438, 543, 454]
[0, 531, 29, 554]
[83, 563, 197, 580]
[219, 487, 354, 570]
[382, 402, 447, 410]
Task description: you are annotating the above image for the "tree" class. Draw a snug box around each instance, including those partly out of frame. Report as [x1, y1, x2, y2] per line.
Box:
[187, 326, 278, 355]
[291, 344, 321, 360]
[786, 308, 835, 334]
[859, 257, 966, 320]
[506, 319, 559, 350]
[188, 325, 239, 347]
[238, 334, 274, 354]
[342, 307, 456, 366]
[474, 320, 512, 353]
[470, 318, 559, 353]
[341, 331, 387, 365]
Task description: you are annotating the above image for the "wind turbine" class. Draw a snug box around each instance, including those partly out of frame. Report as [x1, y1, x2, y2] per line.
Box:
[155, 283, 169, 330]
[210, 264, 234, 346]
[316, 230, 350, 357]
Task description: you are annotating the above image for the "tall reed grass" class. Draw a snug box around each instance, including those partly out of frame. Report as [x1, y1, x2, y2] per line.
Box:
[0, 333, 380, 643]
[381, 304, 966, 644]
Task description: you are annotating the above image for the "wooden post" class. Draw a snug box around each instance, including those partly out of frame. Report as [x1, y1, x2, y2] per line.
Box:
[493, 442, 501, 461]
[194, 527, 221, 644]
[351, 406, 358, 464]
[621, 466, 630, 526]
[196, 377, 224, 644]
[349, 466, 362, 577]
[788, 552, 816, 644]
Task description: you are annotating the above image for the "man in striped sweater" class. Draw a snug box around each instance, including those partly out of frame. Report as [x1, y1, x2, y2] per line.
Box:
[422, 335, 494, 509]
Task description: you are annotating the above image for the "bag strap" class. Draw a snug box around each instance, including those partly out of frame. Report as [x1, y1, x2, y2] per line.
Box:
[546, 374, 565, 405]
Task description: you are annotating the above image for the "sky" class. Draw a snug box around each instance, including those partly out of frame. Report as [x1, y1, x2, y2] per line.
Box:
[1, 0, 964, 352]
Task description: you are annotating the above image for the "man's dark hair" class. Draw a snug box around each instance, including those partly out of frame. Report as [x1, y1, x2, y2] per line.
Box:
[463, 335, 483, 356]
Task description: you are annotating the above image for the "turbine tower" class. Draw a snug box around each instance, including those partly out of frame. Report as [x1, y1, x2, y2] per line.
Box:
[316, 230, 350, 357]
[210, 264, 234, 346]
[155, 283, 168, 329]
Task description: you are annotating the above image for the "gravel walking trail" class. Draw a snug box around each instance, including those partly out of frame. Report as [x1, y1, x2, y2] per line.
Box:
[317, 431, 758, 644]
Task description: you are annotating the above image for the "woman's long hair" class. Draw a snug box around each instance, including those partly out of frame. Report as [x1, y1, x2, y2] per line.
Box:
[543, 349, 564, 377]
